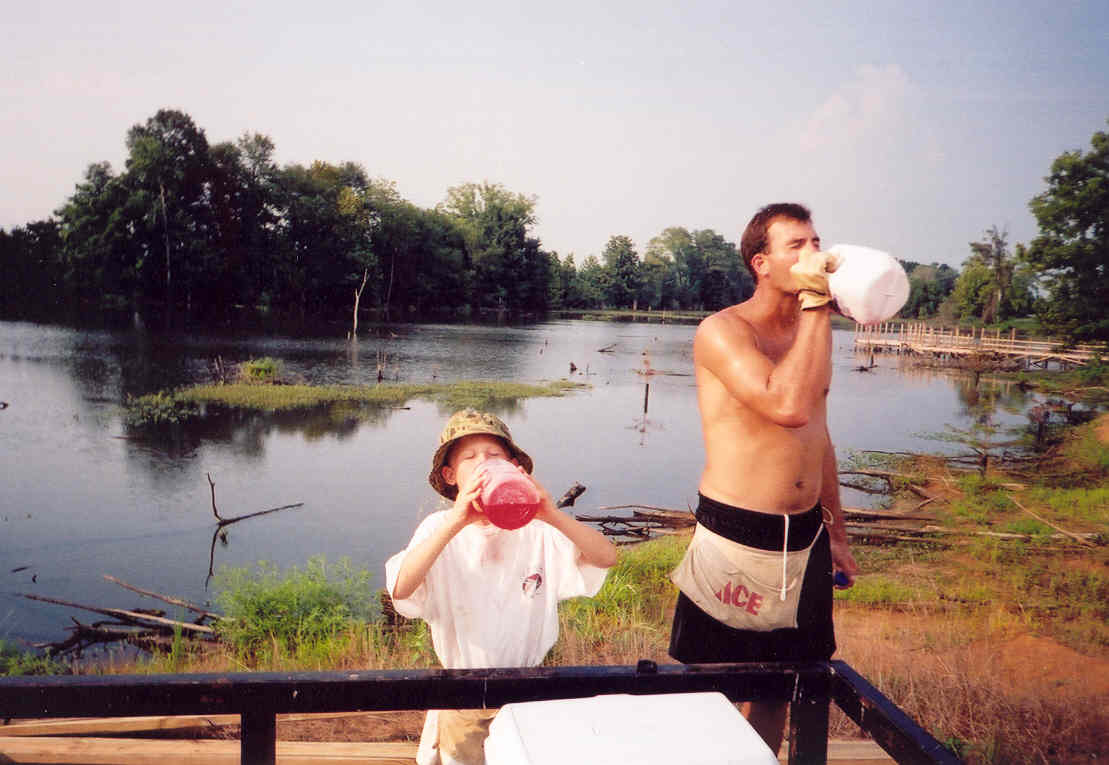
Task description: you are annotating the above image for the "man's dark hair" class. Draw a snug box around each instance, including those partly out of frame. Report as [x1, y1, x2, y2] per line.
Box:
[739, 203, 812, 279]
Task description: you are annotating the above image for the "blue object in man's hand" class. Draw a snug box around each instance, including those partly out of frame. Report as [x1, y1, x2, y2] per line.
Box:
[834, 570, 850, 588]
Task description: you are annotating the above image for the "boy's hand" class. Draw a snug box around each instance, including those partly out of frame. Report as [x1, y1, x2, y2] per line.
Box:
[445, 467, 488, 529]
[526, 472, 559, 524]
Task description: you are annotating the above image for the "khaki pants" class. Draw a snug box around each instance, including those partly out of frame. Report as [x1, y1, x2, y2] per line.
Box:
[438, 709, 498, 765]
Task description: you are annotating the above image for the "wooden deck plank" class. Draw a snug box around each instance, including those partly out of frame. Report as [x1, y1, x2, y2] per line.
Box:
[0, 737, 417, 764]
[0, 711, 397, 737]
[0, 735, 894, 764]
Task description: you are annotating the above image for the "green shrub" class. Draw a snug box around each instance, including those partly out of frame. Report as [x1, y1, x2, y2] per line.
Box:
[213, 556, 374, 660]
[123, 391, 199, 427]
[240, 357, 285, 383]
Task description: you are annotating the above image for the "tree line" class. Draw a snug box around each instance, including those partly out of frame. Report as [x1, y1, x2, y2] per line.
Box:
[2, 110, 1105, 339]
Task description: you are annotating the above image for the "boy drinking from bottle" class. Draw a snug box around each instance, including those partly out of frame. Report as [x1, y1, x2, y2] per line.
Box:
[386, 409, 617, 765]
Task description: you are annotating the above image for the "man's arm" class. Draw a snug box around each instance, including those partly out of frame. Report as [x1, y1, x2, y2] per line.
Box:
[821, 435, 858, 586]
[696, 305, 833, 427]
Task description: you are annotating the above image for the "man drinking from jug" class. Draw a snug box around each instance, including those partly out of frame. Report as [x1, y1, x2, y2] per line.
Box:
[669, 202, 858, 755]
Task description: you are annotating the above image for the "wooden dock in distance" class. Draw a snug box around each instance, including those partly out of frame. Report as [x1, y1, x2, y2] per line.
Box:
[853, 322, 1106, 369]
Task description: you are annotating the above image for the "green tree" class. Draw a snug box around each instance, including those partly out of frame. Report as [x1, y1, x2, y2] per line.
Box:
[123, 109, 213, 329]
[54, 161, 137, 320]
[0, 221, 63, 320]
[601, 235, 641, 308]
[950, 227, 1033, 324]
[637, 249, 674, 310]
[1026, 121, 1109, 340]
[695, 229, 750, 309]
[950, 257, 994, 321]
[206, 133, 281, 317]
[574, 255, 607, 308]
[439, 182, 545, 313]
[647, 227, 701, 309]
[968, 226, 1014, 324]
[271, 161, 370, 321]
[901, 262, 958, 318]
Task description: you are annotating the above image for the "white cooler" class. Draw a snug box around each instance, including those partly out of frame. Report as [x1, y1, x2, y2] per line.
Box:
[483, 691, 779, 765]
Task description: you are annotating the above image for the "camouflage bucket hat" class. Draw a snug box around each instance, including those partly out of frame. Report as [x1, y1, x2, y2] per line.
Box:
[429, 409, 533, 499]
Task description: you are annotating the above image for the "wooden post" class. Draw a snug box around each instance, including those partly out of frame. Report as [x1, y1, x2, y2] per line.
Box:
[241, 708, 276, 765]
[789, 671, 831, 765]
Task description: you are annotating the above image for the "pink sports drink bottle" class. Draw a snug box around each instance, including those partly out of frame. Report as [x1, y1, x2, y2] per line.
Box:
[479, 458, 541, 530]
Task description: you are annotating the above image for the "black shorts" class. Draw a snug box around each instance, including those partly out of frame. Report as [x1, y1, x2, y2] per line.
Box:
[668, 494, 836, 663]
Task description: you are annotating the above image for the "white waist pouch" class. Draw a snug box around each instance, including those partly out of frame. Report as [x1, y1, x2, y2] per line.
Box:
[670, 519, 823, 631]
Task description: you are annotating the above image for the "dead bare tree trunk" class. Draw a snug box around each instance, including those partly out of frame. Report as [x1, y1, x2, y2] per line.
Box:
[350, 269, 368, 342]
[160, 182, 173, 332]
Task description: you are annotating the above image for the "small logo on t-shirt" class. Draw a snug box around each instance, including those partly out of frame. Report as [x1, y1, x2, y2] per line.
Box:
[522, 572, 543, 598]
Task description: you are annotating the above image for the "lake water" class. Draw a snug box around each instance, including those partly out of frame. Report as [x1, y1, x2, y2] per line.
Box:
[0, 318, 1039, 649]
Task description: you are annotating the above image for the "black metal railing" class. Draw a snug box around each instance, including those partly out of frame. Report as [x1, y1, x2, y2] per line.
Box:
[0, 659, 959, 764]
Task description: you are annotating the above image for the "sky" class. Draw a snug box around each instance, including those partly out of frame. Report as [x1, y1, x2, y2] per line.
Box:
[3, 0, 1108, 269]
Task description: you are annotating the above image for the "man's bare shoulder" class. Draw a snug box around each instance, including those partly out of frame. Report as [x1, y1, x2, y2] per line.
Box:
[695, 304, 760, 355]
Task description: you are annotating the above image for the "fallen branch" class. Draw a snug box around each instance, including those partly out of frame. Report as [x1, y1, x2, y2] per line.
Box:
[1008, 495, 1097, 548]
[18, 593, 215, 636]
[34, 618, 176, 656]
[842, 508, 938, 522]
[102, 575, 219, 621]
[596, 504, 694, 518]
[204, 473, 305, 586]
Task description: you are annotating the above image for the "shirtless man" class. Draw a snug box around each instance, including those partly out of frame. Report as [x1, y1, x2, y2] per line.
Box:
[669, 203, 858, 755]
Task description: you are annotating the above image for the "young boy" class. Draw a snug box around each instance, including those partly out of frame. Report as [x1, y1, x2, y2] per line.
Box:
[386, 409, 618, 765]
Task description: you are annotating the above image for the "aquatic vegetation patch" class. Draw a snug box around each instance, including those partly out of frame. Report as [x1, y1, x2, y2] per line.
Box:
[238, 356, 285, 383]
[123, 391, 200, 427]
[124, 379, 589, 426]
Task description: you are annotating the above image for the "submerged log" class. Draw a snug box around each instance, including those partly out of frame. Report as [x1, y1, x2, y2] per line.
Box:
[18, 593, 215, 636]
[556, 483, 587, 508]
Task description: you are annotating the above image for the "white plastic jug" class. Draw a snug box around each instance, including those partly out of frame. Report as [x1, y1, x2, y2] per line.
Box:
[826, 244, 910, 325]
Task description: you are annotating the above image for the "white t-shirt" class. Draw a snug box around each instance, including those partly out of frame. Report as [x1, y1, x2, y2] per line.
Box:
[385, 510, 609, 668]
[384, 511, 610, 765]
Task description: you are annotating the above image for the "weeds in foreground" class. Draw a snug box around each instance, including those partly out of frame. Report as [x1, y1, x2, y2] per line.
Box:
[212, 556, 374, 664]
[0, 640, 68, 676]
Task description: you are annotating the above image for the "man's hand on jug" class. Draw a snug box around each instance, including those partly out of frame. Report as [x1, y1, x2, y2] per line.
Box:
[789, 251, 842, 310]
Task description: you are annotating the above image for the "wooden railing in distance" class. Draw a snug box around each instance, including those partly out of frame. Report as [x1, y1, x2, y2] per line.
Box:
[0, 660, 959, 765]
